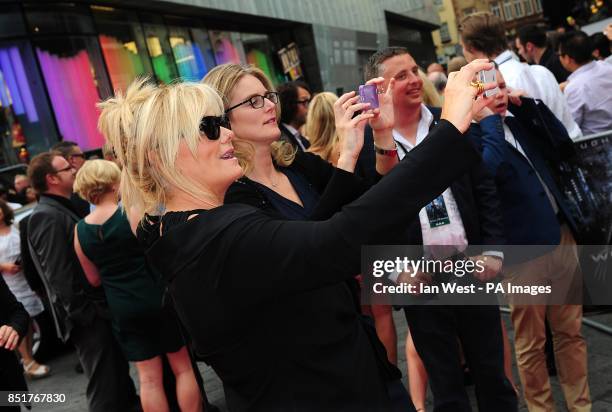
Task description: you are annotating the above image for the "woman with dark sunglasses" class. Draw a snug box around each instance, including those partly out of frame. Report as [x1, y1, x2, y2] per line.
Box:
[203, 64, 415, 409]
[100, 59, 496, 412]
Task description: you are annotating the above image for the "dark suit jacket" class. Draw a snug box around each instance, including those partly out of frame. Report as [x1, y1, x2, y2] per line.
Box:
[279, 123, 310, 152]
[469, 113, 576, 258]
[27, 194, 105, 342]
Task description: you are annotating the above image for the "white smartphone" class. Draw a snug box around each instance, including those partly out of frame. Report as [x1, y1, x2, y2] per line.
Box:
[478, 68, 499, 97]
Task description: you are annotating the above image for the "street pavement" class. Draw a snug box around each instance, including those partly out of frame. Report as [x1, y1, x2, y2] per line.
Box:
[23, 311, 612, 411]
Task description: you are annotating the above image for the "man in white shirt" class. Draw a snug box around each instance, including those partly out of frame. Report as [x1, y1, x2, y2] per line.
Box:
[558, 31, 612, 135]
[363, 46, 517, 412]
[458, 12, 582, 140]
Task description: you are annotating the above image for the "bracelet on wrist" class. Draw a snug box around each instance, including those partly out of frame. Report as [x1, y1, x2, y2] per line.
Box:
[373, 143, 398, 157]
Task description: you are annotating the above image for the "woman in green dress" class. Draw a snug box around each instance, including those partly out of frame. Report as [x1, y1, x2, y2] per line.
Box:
[73, 159, 202, 412]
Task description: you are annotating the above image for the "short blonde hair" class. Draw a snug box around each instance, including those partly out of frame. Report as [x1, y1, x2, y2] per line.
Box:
[305, 92, 339, 162]
[203, 64, 295, 174]
[97, 78, 225, 214]
[74, 159, 121, 204]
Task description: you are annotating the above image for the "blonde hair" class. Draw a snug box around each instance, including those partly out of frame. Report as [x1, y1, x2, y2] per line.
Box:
[304, 92, 339, 162]
[73, 159, 121, 204]
[203, 64, 295, 174]
[419, 69, 442, 108]
[97, 78, 225, 214]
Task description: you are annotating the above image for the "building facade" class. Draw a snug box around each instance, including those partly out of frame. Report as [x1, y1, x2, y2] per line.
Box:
[431, 0, 462, 64]
[431, 0, 544, 63]
[0, 0, 439, 167]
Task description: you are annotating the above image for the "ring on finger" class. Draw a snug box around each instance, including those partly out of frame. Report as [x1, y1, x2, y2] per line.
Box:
[470, 81, 485, 95]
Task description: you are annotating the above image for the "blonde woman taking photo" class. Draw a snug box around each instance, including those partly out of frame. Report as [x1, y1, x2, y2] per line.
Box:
[100, 59, 496, 412]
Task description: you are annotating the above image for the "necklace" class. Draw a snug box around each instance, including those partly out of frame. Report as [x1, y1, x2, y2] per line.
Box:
[270, 174, 280, 187]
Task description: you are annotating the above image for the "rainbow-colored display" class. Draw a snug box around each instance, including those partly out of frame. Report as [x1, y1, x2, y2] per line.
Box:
[36, 48, 105, 150]
[0, 46, 38, 122]
[98, 35, 148, 92]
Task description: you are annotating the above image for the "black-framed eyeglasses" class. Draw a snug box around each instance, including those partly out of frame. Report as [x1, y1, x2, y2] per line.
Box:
[225, 91, 279, 113]
[199, 115, 231, 140]
[53, 165, 74, 174]
[70, 153, 85, 159]
[296, 97, 311, 106]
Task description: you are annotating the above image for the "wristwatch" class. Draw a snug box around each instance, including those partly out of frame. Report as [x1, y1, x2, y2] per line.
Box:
[373, 143, 398, 157]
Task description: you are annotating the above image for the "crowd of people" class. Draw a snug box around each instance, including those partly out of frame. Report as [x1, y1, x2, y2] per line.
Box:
[1, 11, 611, 412]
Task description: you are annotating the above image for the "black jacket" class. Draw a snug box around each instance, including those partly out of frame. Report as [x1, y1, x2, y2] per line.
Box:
[0, 276, 29, 392]
[144, 121, 479, 412]
[27, 194, 106, 342]
[0, 275, 29, 341]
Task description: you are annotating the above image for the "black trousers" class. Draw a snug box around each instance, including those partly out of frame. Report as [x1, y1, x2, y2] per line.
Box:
[403, 305, 517, 412]
[70, 316, 141, 412]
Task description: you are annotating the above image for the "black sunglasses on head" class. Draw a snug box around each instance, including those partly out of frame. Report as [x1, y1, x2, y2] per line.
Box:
[199, 115, 231, 140]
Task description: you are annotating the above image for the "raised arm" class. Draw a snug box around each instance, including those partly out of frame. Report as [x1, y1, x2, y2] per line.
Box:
[223, 119, 480, 301]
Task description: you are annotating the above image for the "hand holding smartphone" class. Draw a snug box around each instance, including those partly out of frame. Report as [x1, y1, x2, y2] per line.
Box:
[358, 84, 379, 109]
[478, 68, 499, 97]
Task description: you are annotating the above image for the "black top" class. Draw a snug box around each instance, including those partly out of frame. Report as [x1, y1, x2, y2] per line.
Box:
[249, 168, 319, 220]
[143, 120, 479, 412]
[226, 150, 369, 221]
[0, 275, 29, 339]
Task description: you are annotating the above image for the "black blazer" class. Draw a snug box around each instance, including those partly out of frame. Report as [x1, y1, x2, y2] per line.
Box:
[279, 123, 310, 152]
[27, 195, 106, 342]
[145, 121, 479, 412]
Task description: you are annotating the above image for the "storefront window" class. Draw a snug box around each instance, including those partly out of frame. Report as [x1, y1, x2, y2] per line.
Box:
[168, 26, 209, 81]
[0, 39, 58, 164]
[190, 28, 217, 75]
[34, 37, 111, 150]
[242, 33, 284, 85]
[209, 31, 246, 65]
[92, 6, 153, 92]
[140, 14, 179, 84]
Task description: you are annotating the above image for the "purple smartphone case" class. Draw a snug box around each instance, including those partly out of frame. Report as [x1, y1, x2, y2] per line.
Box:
[359, 84, 379, 109]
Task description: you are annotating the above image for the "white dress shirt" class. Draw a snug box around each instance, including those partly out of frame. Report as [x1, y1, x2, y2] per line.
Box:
[392, 105, 469, 257]
[494, 50, 582, 140]
[564, 60, 612, 136]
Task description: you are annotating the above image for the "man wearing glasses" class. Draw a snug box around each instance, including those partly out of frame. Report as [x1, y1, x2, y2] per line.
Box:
[26, 152, 139, 412]
[277, 80, 312, 152]
[51, 141, 89, 217]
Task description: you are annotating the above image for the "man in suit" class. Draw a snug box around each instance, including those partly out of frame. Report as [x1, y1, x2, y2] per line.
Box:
[470, 69, 591, 411]
[26, 152, 139, 412]
[277, 81, 311, 151]
[363, 46, 517, 412]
